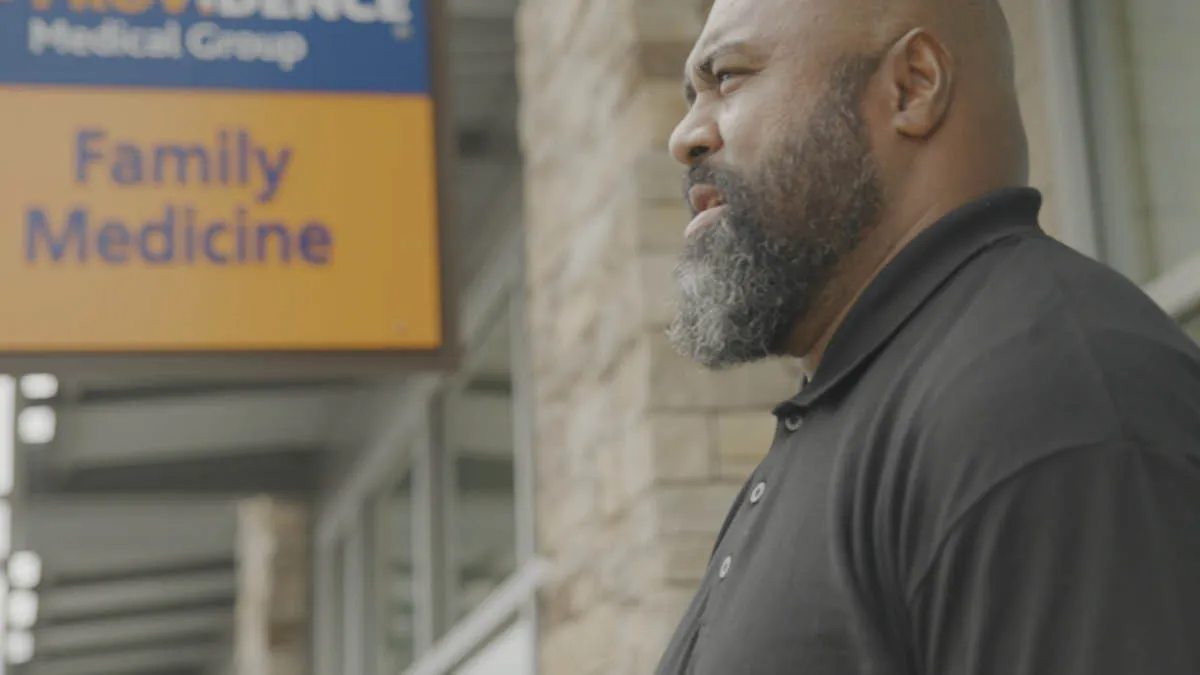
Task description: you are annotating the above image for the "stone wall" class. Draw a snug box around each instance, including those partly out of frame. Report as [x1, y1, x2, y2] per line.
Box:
[235, 497, 309, 675]
[516, 1, 1057, 673]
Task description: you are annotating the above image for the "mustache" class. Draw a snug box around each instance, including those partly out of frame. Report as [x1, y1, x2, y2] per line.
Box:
[682, 163, 744, 212]
[683, 162, 755, 218]
[684, 163, 719, 191]
[682, 163, 719, 201]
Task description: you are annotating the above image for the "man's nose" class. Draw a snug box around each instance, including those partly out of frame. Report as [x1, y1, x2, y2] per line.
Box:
[669, 109, 722, 166]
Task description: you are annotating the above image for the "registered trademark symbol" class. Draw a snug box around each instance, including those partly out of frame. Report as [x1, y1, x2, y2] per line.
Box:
[393, 24, 413, 40]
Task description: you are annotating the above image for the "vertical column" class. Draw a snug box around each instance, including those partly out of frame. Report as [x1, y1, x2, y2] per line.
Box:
[515, 1, 804, 674]
[235, 497, 310, 675]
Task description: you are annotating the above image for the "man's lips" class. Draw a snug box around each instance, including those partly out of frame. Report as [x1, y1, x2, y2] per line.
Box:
[685, 204, 728, 239]
[687, 184, 725, 214]
[685, 184, 727, 239]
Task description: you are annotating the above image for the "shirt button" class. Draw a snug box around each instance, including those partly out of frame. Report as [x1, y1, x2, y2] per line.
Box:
[749, 481, 766, 504]
[783, 414, 803, 432]
[718, 555, 732, 579]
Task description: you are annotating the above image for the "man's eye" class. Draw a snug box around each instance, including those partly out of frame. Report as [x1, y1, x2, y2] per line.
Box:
[715, 70, 746, 91]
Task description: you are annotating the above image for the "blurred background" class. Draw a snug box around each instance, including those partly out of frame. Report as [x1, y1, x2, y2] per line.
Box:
[0, 0, 1197, 674]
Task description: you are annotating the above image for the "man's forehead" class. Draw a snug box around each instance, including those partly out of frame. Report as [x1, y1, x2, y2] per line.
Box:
[688, 0, 823, 68]
[692, 0, 775, 57]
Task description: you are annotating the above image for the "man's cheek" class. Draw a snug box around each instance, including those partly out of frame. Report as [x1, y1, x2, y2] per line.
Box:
[718, 99, 780, 169]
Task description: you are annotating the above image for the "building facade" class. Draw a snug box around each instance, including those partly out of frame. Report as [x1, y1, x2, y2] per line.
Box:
[311, 0, 1200, 674]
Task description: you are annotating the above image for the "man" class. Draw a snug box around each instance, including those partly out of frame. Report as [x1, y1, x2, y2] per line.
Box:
[658, 0, 1200, 673]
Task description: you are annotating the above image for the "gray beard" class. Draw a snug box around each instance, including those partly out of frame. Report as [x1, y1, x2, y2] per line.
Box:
[667, 56, 883, 370]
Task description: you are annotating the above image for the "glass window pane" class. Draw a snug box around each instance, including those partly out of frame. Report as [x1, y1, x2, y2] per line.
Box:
[378, 471, 416, 672]
[444, 310, 518, 626]
[1075, 0, 1200, 284]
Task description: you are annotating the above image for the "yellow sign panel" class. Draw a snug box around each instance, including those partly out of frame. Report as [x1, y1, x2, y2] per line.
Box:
[0, 0, 444, 353]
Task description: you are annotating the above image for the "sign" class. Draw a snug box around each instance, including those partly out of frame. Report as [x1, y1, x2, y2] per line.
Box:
[0, 0, 445, 354]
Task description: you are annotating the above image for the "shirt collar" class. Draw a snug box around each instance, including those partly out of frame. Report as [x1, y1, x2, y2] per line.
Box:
[774, 187, 1044, 415]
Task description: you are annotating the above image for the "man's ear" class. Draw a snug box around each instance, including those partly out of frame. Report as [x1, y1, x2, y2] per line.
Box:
[883, 27, 954, 139]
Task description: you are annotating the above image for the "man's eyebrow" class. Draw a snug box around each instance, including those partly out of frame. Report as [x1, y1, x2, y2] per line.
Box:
[684, 78, 697, 106]
[682, 41, 752, 105]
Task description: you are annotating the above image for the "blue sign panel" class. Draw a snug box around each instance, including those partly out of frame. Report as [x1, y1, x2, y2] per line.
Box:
[0, 0, 431, 94]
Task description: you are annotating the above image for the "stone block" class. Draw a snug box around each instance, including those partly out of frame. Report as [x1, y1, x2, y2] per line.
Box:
[234, 498, 309, 675]
[575, 0, 637, 62]
[624, 490, 665, 552]
[641, 586, 703, 627]
[659, 531, 718, 586]
[539, 476, 600, 555]
[714, 412, 775, 479]
[638, 40, 696, 79]
[543, 567, 603, 626]
[608, 337, 652, 427]
[621, 412, 713, 499]
[563, 209, 619, 292]
[633, 151, 687, 206]
[638, 253, 680, 330]
[540, 604, 620, 675]
[653, 483, 742, 537]
[596, 436, 626, 519]
[604, 86, 685, 178]
[632, 2, 706, 43]
[612, 603, 688, 675]
[552, 297, 597, 381]
[594, 265, 644, 378]
[596, 534, 655, 605]
[565, 382, 611, 476]
[539, 574, 574, 627]
[566, 569, 603, 618]
[636, 203, 691, 254]
[514, 0, 592, 101]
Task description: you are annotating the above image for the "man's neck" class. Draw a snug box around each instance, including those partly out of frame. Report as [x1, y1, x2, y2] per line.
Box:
[795, 198, 953, 376]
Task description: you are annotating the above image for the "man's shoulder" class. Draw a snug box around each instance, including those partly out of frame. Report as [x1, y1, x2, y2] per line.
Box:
[917, 232, 1200, 437]
[892, 232, 1200, 524]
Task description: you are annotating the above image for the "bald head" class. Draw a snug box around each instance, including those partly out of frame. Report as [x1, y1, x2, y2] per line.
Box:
[667, 0, 1030, 368]
[677, 0, 1026, 180]
[864, 0, 1014, 63]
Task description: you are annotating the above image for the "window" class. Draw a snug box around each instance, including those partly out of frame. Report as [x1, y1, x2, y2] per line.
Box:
[441, 306, 518, 628]
[1073, 0, 1200, 323]
[318, 286, 543, 675]
[376, 471, 417, 673]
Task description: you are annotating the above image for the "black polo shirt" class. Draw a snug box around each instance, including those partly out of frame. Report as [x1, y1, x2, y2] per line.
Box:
[655, 188, 1200, 675]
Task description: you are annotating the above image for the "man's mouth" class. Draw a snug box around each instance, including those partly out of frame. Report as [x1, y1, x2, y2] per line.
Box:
[684, 184, 728, 239]
[687, 184, 725, 215]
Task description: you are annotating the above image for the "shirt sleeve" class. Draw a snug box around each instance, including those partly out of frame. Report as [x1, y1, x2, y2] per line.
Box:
[907, 441, 1200, 675]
